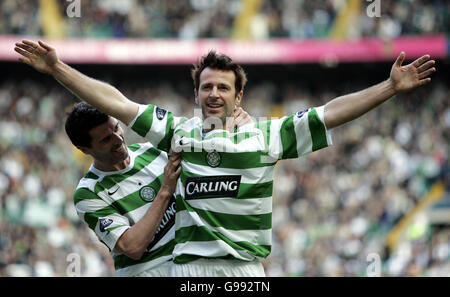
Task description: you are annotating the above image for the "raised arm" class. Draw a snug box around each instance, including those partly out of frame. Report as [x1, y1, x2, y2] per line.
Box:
[324, 52, 436, 129]
[14, 40, 139, 125]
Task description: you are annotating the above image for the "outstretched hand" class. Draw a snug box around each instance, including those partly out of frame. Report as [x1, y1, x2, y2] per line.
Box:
[390, 52, 436, 93]
[14, 40, 59, 75]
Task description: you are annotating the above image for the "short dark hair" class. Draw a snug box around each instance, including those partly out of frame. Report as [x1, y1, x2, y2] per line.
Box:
[65, 102, 109, 148]
[191, 50, 247, 95]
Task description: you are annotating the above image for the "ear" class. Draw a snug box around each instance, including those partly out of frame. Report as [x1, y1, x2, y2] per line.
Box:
[235, 90, 243, 107]
[194, 88, 199, 105]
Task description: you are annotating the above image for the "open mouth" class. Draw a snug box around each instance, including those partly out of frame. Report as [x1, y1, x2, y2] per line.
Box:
[206, 102, 224, 111]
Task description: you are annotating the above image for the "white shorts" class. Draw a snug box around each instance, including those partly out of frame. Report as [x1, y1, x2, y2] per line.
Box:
[131, 261, 173, 277]
[170, 259, 265, 277]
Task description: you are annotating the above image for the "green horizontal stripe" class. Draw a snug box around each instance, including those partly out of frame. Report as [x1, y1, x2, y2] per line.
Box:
[177, 197, 272, 230]
[280, 115, 299, 159]
[157, 112, 174, 152]
[74, 187, 100, 205]
[174, 253, 238, 264]
[81, 174, 164, 230]
[174, 225, 271, 263]
[131, 105, 154, 138]
[84, 171, 99, 180]
[84, 206, 118, 230]
[182, 151, 275, 169]
[308, 108, 328, 151]
[128, 143, 141, 152]
[94, 147, 161, 193]
[114, 239, 176, 270]
[111, 175, 163, 215]
[238, 181, 273, 199]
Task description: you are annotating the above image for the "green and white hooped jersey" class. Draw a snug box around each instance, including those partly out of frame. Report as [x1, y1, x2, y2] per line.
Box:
[128, 104, 332, 264]
[74, 142, 176, 276]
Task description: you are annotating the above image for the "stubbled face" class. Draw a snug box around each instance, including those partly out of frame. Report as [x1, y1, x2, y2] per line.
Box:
[195, 67, 242, 126]
[82, 117, 128, 170]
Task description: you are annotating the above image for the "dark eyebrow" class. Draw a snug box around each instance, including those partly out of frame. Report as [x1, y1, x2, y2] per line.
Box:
[99, 121, 119, 143]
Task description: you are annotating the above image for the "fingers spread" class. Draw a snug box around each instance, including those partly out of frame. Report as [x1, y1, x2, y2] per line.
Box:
[413, 54, 430, 67]
[418, 67, 436, 79]
[15, 42, 34, 53]
[38, 40, 52, 51]
[418, 78, 431, 86]
[14, 47, 32, 58]
[417, 60, 435, 72]
[22, 40, 38, 49]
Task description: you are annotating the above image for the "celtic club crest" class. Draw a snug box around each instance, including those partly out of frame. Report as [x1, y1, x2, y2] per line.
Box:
[206, 151, 221, 167]
[140, 186, 156, 202]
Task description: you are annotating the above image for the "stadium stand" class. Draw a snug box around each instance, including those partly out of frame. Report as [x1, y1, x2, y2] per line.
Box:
[1, 0, 448, 38]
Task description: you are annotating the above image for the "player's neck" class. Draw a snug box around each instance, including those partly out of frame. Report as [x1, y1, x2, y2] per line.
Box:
[93, 156, 131, 172]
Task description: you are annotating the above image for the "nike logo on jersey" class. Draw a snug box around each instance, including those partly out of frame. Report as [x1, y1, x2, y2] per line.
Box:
[107, 186, 120, 195]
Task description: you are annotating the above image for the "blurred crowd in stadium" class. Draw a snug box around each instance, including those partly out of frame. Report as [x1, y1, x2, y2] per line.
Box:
[0, 73, 448, 276]
[0, 0, 449, 277]
[1, 0, 448, 39]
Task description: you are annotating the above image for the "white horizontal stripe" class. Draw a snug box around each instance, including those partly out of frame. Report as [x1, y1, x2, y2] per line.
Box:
[176, 210, 271, 246]
[187, 196, 272, 216]
[124, 202, 151, 225]
[173, 240, 254, 261]
[315, 105, 333, 146]
[175, 135, 266, 154]
[145, 106, 169, 147]
[75, 198, 108, 214]
[173, 125, 266, 154]
[268, 118, 285, 160]
[131, 142, 154, 156]
[293, 109, 313, 156]
[97, 153, 167, 203]
[182, 161, 275, 184]
[76, 177, 96, 192]
[122, 202, 175, 249]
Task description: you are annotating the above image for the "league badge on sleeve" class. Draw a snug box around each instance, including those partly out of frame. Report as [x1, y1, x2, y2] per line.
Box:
[99, 218, 113, 232]
[296, 108, 309, 119]
[155, 106, 167, 120]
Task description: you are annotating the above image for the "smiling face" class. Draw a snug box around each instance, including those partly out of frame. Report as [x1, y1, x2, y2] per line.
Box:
[195, 67, 243, 126]
[78, 117, 129, 171]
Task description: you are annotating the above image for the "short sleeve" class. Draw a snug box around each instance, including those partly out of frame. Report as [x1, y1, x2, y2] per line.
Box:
[267, 106, 333, 160]
[74, 188, 130, 252]
[128, 104, 187, 153]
